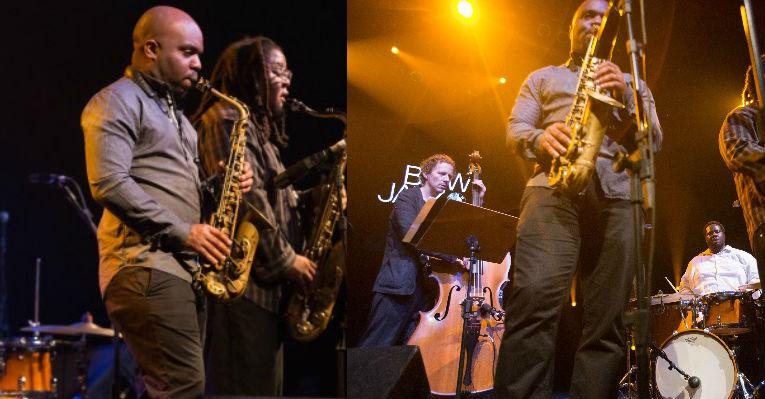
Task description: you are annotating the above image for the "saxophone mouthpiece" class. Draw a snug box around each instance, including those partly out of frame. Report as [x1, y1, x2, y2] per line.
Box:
[194, 76, 211, 93]
[286, 97, 312, 113]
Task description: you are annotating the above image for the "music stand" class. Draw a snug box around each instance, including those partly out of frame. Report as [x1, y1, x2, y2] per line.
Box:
[403, 195, 517, 396]
[403, 195, 517, 263]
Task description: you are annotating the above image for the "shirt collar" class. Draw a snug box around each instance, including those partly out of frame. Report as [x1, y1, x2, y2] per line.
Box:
[702, 245, 731, 256]
[125, 66, 175, 101]
[564, 52, 585, 72]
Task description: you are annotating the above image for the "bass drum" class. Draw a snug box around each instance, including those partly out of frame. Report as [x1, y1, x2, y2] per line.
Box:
[654, 329, 736, 399]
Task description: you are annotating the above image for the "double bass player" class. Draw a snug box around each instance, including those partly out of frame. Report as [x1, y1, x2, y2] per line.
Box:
[357, 153, 486, 347]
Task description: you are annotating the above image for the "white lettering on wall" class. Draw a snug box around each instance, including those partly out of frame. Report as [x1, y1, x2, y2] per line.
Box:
[376, 164, 471, 203]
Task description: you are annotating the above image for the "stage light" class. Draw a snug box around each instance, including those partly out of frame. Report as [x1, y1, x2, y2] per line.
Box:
[390, 46, 400, 55]
[498, 76, 507, 85]
[457, 0, 474, 19]
[571, 301, 577, 307]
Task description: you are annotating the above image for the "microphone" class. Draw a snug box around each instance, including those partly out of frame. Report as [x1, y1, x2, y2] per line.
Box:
[651, 344, 700, 389]
[273, 139, 346, 189]
[688, 376, 701, 389]
[480, 303, 505, 319]
[28, 173, 68, 185]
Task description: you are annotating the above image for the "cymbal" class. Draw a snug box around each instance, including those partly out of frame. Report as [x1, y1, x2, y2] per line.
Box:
[739, 281, 762, 291]
[21, 321, 116, 337]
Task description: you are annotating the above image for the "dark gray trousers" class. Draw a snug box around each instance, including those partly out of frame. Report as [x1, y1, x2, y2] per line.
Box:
[357, 282, 426, 348]
[104, 267, 206, 399]
[204, 297, 283, 396]
[494, 184, 636, 399]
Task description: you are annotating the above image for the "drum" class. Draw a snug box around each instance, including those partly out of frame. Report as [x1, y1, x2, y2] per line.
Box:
[654, 329, 737, 399]
[700, 291, 753, 335]
[646, 293, 697, 345]
[0, 336, 55, 398]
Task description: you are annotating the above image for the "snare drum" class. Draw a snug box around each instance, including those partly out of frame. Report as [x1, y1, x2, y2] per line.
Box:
[0, 336, 55, 398]
[654, 329, 737, 399]
[647, 293, 697, 345]
[700, 291, 754, 335]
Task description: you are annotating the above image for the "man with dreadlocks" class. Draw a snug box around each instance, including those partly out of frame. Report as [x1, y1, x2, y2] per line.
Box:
[719, 55, 765, 284]
[194, 36, 317, 396]
[719, 55, 765, 392]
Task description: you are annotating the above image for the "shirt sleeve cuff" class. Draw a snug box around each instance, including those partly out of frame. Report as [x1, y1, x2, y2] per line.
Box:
[276, 248, 297, 278]
[159, 222, 191, 252]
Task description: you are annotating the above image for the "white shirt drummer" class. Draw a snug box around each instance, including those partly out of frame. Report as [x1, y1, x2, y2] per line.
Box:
[678, 222, 759, 296]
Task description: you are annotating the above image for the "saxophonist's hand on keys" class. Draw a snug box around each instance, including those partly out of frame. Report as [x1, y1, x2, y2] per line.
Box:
[539, 122, 572, 159]
[217, 160, 254, 193]
[186, 224, 231, 266]
[285, 255, 318, 294]
[238, 161, 253, 193]
[594, 60, 626, 99]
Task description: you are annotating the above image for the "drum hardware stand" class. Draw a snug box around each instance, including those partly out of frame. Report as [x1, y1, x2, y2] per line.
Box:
[111, 329, 130, 399]
[0, 211, 9, 339]
[726, 335, 757, 399]
[403, 194, 516, 398]
[610, 1, 655, 397]
[737, 372, 756, 399]
[27, 258, 43, 337]
[73, 334, 89, 399]
[618, 365, 638, 398]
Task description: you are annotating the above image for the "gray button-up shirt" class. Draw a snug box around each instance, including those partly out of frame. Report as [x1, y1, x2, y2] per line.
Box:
[507, 61, 663, 199]
[82, 67, 203, 295]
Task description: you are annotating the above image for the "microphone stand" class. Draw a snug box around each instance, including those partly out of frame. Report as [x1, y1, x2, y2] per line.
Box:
[613, 1, 655, 397]
[58, 178, 98, 237]
[650, 344, 700, 389]
[454, 235, 483, 398]
[741, 0, 765, 139]
[0, 212, 8, 338]
[740, 2, 765, 394]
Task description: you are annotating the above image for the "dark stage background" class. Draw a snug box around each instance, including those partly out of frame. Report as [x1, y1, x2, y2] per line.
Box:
[347, 0, 765, 392]
[0, 0, 345, 396]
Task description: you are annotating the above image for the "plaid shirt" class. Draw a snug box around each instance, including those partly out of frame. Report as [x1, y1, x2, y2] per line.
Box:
[195, 102, 301, 314]
[719, 106, 765, 248]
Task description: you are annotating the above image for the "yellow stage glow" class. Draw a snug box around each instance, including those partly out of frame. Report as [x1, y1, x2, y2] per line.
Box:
[390, 46, 400, 55]
[457, 0, 474, 19]
[498, 76, 507, 85]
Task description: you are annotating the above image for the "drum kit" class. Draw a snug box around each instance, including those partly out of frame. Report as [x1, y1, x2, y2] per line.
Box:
[0, 313, 118, 399]
[624, 282, 765, 399]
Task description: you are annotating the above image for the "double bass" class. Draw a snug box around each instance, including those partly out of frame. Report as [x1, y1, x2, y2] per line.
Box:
[407, 151, 511, 397]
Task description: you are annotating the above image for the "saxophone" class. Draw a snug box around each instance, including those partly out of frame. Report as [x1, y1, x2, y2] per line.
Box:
[193, 77, 259, 301]
[284, 98, 346, 341]
[548, 0, 624, 195]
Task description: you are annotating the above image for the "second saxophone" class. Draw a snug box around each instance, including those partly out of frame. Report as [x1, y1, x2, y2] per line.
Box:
[193, 77, 260, 301]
